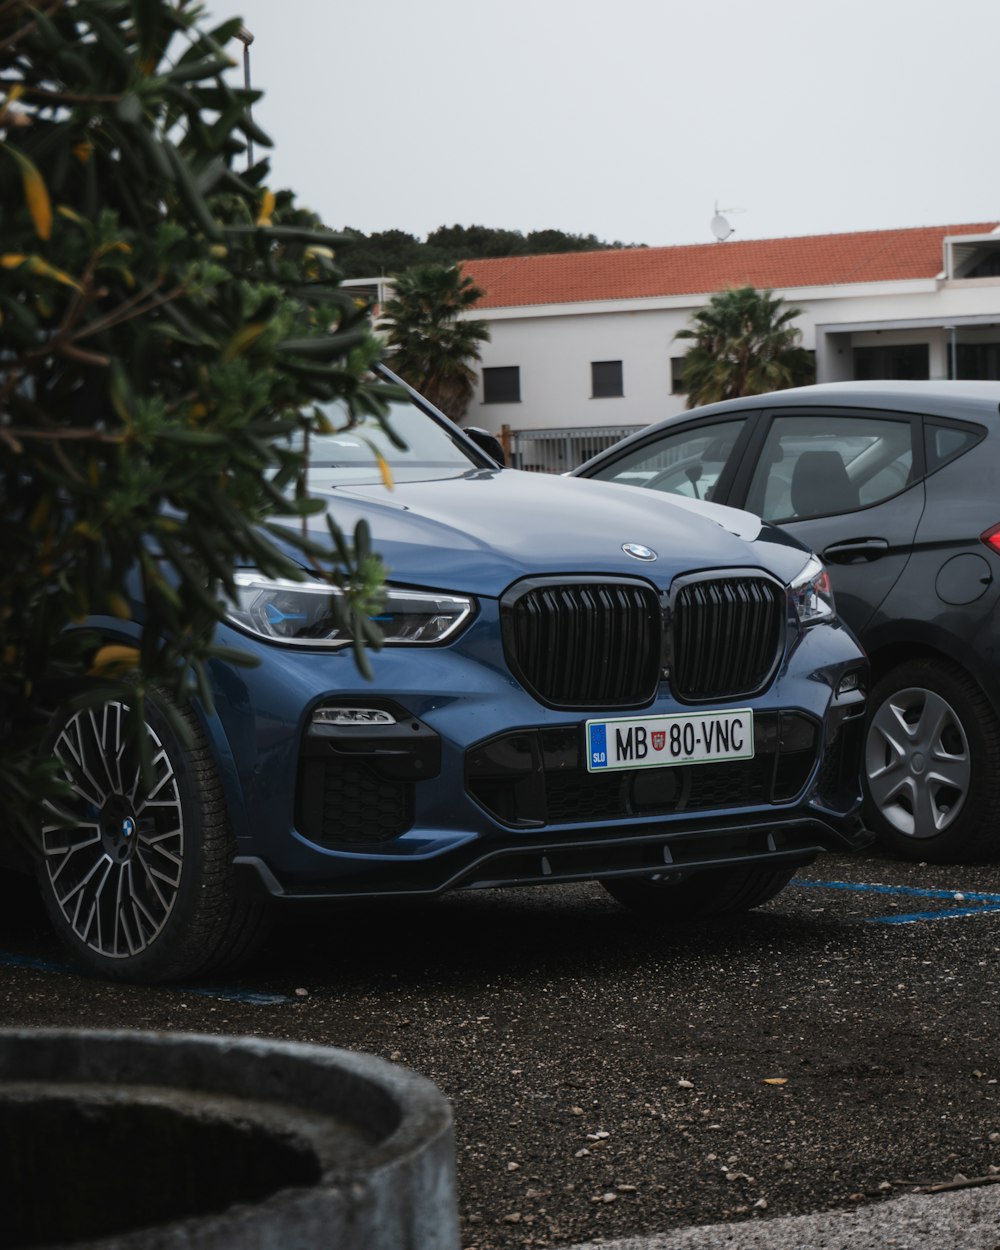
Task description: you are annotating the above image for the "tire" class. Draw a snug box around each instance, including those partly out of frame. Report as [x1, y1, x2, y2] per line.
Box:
[37, 692, 269, 983]
[602, 864, 797, 920]
[863, 659, 1000, 863]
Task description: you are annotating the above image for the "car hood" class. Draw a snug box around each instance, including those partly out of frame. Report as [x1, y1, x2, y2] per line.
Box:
[287, 469, 811, 596]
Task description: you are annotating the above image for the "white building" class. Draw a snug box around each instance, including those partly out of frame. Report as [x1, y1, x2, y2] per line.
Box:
[456, 222, 1000, 471]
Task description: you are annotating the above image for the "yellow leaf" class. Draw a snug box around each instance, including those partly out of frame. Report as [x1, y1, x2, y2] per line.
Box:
[27, 493, 51, 534]
[106, 593, 132, 619]
[89, 644, 140, 676]
[376, 452, 394, 491]
[31, 258, 81, 289]
[256, 188, 275, 227]
[762, 1078, 788, 1086]
[221, 321, 267, 363]
[1, 252, 82, 290]
[2, 143, 52, 239]
[305, 245, 335, 261]
[73, 140, 94, 164]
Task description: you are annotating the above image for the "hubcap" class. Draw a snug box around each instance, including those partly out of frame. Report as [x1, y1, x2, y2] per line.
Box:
[865, 685, 970, 839]
[42, 702, 184, 959]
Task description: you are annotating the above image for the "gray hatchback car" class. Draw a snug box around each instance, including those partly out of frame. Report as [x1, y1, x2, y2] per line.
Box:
[576, 380, 1000, 863]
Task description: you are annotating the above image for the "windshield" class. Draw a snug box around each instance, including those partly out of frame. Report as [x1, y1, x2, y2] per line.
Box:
[302, 397, 481, 486]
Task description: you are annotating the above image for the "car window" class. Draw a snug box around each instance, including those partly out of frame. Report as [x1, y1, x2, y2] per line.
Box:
[747, 414, 914, 522]
[586, 419, 746, 502]
[925, 420, 985, 471]
[284, 397, 480, 486]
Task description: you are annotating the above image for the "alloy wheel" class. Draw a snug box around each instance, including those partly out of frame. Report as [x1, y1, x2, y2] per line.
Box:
[42, 701, 185, 960]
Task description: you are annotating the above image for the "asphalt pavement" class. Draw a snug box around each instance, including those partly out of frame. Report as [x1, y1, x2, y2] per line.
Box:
[3, 849, 1000, 1250]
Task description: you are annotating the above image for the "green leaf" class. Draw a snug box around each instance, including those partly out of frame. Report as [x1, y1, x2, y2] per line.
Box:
[163, 139, 221, 239]
[276, 329, 371, 358]
[156, 428, 228, 446]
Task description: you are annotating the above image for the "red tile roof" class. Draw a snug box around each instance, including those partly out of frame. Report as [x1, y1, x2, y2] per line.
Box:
[461, 223, 999, 310]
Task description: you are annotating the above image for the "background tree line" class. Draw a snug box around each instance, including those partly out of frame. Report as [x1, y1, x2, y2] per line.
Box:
[335, 223, 646, 277]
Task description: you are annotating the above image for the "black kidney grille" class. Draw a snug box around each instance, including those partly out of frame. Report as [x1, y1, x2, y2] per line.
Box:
[503, 581, 661, 708]
[672, 577, 784, 700]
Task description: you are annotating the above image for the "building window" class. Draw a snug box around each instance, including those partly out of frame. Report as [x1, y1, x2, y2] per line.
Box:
[853, 344, 929, 381]
[670, 356, 687, 395]
[955, 342, 1000, 380]
[482, 366, 521, 404]
[591, 360, 623, 398]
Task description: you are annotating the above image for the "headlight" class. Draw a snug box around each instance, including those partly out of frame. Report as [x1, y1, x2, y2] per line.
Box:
[227, 572, 475, 646]
[788, 555, 836, 626]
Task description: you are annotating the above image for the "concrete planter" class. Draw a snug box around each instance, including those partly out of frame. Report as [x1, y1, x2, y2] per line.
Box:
[0, 1029, 459, 1249]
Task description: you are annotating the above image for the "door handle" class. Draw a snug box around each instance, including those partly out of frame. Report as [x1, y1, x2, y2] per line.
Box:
[822, 538, 890, 564]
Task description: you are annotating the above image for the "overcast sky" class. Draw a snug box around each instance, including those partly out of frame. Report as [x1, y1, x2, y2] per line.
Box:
[215, 0, 997, 250]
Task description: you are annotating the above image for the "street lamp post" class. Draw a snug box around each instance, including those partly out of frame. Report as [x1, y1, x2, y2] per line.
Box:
[235, 26, 255, 170]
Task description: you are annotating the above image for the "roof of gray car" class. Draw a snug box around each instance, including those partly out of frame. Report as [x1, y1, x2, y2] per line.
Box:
[661, 380, 1000, 424]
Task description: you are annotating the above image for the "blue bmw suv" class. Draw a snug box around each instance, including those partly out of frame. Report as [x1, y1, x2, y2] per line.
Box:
[39, 366, 869, 981]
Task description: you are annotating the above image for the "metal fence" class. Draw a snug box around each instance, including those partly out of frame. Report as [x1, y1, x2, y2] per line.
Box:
[507, 425, 643, 474]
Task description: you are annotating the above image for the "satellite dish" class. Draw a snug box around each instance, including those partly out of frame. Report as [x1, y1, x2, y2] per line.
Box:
[710, 202, 740, 242]
[711, 213, 734, 242]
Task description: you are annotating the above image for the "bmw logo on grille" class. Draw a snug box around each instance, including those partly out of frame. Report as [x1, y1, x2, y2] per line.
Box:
[622, 543, 657, 562]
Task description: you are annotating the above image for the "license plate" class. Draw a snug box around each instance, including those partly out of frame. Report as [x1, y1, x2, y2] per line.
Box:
[585, 709, 754, 772]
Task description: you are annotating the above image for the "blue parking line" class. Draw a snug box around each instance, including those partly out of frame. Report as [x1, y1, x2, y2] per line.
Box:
[0, 948, 294, 1003]
[795, 877, 1000, 924]
[186, 985, 293, 1005]
[0, 950, 77, 976]
[874, 904, 1000, 925]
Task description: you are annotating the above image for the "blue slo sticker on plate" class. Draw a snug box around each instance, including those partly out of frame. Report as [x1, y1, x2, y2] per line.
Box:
[586, 709, 754, 772]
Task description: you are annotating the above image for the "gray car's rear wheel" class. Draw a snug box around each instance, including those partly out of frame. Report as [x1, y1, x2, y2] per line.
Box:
[602, 864, 797, 920]
[38, 692, 267, 983]
[864, 659, 1000, 862]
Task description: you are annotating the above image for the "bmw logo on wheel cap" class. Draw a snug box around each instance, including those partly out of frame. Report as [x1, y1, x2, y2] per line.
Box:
[622, 543, 657, 561]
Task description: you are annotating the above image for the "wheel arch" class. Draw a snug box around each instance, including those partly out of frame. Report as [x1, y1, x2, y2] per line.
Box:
[62, 619, 253, 846]
[863, 622, 1000, 718]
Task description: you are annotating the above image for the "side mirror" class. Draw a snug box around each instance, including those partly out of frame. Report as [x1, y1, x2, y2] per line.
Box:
[464, 427, 506, 467]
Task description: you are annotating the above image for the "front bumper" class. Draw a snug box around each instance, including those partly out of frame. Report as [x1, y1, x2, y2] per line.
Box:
[208, 618, 870, 905]
[234, 814, 865, 903]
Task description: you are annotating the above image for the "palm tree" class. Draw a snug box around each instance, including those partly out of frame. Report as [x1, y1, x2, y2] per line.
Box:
[676, 286, 814, 408]
[380, 264, 491, 422]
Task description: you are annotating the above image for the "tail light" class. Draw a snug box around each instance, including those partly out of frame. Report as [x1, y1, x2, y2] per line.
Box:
[980, 524, 1000, 555]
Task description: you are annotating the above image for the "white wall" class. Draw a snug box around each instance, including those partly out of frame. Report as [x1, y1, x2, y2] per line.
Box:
[465, 276, 1000, 436]
[469, 305, 691, 436]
